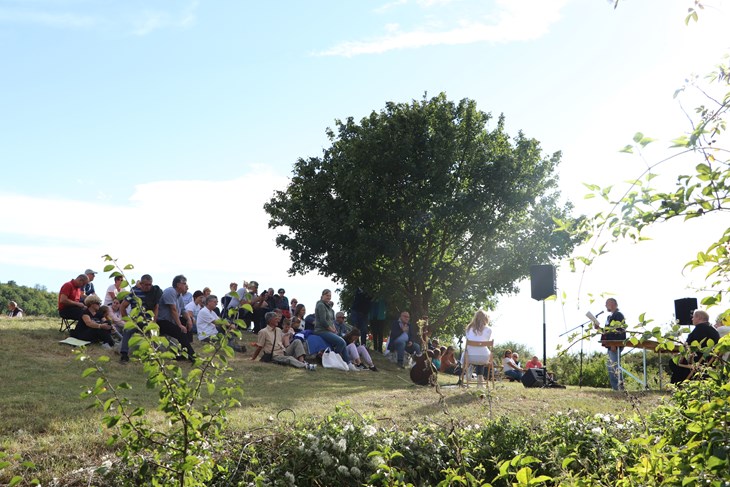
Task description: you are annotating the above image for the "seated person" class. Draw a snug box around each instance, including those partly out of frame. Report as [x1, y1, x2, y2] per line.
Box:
[103, 275, 124, 306]
[526, 355, 543, 369]
[7, 300, 23, 318]
[670, 310, 721, 383]
[196, 295, 243, 351]
[251, 311, 316, 370]
[344, 329, 377, 371]
[512, 352, 522, 368]
[440, 346, 461, 375]
[431, 348, 442, 370]
[502, 349, 525, 381]
[58, 274, 89, 321]
[281, 319, 295, 347]
[387, 310, 422, 368]
[185, 290, 204, 332]
[70, 295, 115, 347]
[334, 311, 352, 337]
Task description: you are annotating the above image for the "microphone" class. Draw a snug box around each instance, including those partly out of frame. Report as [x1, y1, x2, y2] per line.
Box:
[595, 311, 604, 318]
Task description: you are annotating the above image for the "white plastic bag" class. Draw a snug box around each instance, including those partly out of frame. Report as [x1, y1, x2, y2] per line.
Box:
[322, 348, 349, 371]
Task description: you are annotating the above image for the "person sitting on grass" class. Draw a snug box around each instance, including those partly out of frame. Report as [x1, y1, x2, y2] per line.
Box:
[431, 348, 442, 370]
[440, 346, 460, 375]
[251, 311, 316, 370]
[70, 295, 115, 348]
[344, 329, 377, 371]
[502, 349, 525, 381]
[7, 300, 23, 318]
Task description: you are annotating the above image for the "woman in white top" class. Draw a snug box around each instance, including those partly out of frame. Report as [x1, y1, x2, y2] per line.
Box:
[103, 276, 123, 306]
[464, 309, 492, 382]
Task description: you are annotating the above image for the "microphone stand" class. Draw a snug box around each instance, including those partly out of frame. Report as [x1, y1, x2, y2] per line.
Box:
[560, 319, 592, 389]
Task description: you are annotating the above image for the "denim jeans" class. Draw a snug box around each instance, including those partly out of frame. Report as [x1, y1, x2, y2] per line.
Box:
[316, 330, 350, 363]
[391, 332, 421, 365]
[504, 369, 523, 381]
[607, 347, 624, 390]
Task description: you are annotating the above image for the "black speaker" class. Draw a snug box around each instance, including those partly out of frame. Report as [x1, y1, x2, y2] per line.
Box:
[674, 297, 698, 326]
[521, 368, 545, 388]
[530, 265, 556, 301]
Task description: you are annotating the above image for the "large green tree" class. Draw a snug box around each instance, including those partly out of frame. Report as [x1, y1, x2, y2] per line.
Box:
[265, 93, 578, 334]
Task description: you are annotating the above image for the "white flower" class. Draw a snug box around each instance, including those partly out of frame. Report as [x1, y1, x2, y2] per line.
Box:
[344, 423, 353, 432]
[363, 425, 377, 437]
[383, 437, 393, 446]
[350, 466, 361, 477]
[285, 472, 296, 485]
[349, 453, 360, 466]
[320, 451, 333, 466]
[337, 465, 350, 476]
[335, 438, 347, 452]
[371, 455, 384, 466]
[591, 427, 602, 435]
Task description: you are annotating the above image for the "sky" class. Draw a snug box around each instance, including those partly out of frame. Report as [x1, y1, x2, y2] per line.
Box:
[1, 0, 728, 361]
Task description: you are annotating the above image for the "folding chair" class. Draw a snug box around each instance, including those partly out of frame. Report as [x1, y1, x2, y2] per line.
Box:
[59, 317, 74, 333]
[460, 339, 494, 388]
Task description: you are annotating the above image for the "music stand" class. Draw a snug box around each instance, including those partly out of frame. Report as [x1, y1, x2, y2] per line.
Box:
[560, 318, 592, 388]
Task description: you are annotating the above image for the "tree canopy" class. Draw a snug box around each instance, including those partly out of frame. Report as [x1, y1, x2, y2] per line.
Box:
[265, 93, 578, 333]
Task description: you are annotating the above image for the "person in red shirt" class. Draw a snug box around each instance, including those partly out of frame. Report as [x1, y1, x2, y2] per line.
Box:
[526, 356, 543, 369]
[58, 274, 89, 321]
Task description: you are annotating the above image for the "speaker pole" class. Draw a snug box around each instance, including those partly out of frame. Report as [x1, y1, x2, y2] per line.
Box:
[542, 299, 548, 387]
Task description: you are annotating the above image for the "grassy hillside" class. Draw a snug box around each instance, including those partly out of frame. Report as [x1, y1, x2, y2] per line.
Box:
[0, 316, 669, 484]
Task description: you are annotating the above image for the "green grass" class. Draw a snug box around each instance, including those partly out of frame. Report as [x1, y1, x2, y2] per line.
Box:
[0, 316, 669, 483]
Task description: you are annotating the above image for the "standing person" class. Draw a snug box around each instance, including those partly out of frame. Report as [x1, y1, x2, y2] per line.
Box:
[314, 289, 354, 369]
[463, 309, 493, 386]
[387, 310, 422, 369]
[7, 301, 23, 318]
[157, 275, 195, 361]
[80, 269, 97, 301]
[594, 298, 626, 391]
[669, 310, 721, 383]
[103, 275, 124, 306]
[58, 274, 89, 321]
[350, 287, 372, 347]
[289, 298, 298, 317]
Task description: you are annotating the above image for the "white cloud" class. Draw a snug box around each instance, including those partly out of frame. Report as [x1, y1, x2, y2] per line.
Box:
[0, 168, 341, 311]
[319, 0, 570, 57]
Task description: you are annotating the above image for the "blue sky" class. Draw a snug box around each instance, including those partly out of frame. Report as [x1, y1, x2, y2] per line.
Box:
[1, 0, 728, 357]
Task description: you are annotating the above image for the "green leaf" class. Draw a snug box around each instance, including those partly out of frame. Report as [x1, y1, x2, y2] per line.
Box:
[103, 264, 114, 272]
[619, 145, 634, 154]
[632, 132, 644, 143]
[9, 476, 22, 487]
[82, 367, 97, 378]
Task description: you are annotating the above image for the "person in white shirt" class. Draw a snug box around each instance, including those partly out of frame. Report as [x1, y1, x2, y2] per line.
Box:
[197, 295, 221, 341]
[185, 290, 204, 333]
[103, 275, 123, 306]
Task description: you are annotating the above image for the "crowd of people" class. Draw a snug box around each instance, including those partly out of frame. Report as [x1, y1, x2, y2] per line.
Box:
[54, 271, 390, 371]
[2, 271, 718, 387]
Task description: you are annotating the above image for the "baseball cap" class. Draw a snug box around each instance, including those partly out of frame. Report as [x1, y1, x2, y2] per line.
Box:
[85, 269, 98, 275]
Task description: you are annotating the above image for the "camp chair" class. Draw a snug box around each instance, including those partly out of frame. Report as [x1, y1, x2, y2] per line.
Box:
[59, 317, 74, 333]
[460, 339, 494, 388]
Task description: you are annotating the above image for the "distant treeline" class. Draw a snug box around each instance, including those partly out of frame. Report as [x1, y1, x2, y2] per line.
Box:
[0, 281, 57, 316]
